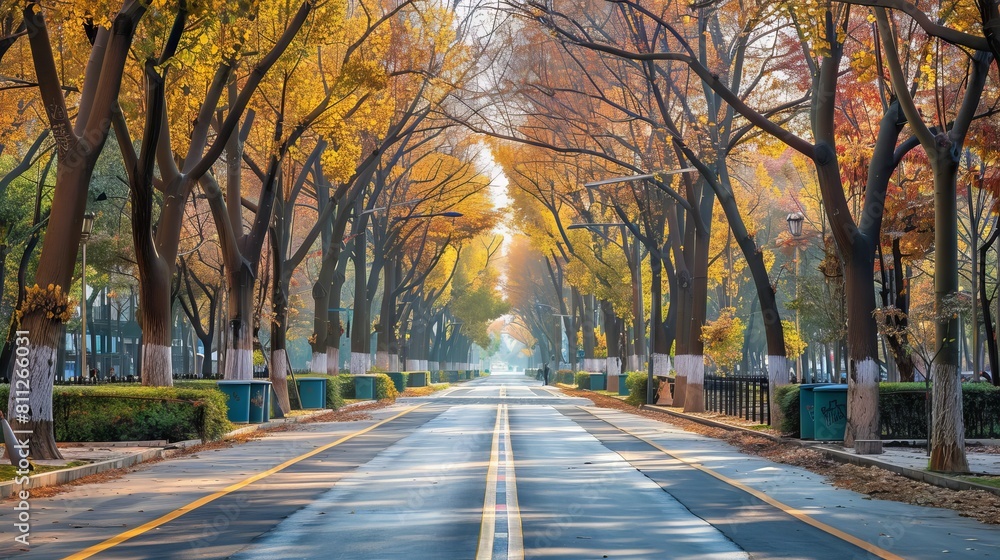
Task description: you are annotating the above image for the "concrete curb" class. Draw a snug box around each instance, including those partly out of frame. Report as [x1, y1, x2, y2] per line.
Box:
[638, 403, 1000, 498]
[0, 408, 338, 500]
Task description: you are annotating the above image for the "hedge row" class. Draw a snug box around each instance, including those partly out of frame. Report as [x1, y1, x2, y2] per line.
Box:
[575, 371, 590, 389]
[0, 385, 231, 443]
[775, 382, 1000, 438]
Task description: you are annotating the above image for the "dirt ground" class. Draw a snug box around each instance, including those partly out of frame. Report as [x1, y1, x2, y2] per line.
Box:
[562, 388, 1000, 525]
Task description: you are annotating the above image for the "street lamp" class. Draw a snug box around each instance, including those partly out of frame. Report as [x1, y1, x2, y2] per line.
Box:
[786, 212, 805, 383]
[80, 213, 95, 381]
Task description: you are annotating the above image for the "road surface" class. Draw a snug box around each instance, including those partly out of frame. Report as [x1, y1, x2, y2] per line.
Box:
[2, 372, 999, 559]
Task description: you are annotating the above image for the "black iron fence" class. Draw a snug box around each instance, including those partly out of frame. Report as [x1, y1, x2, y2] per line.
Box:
[704, 374, 770, 425]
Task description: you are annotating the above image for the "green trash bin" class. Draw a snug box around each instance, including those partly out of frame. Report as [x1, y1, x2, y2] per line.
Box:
[408, 372, 428, 387]
[249, 380, 272, 423]
[813, 384, 849, 441]
[297, 378, 327, 409]
[799, 383, 833, 439]
[618, 376, 630, 396]
[354, 375, 375, 400]
[589, 373, 606, 391]
[218, 380, 252, 423]
[447, 371, 460, 383]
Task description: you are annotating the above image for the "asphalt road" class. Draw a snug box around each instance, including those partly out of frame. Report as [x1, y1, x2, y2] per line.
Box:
[3, 372, 1000, 559]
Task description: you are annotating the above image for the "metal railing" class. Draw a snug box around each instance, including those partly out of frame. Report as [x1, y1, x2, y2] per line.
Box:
[704, 374, 770, 425]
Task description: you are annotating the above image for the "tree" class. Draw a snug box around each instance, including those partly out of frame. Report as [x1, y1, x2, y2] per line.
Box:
[11, 1, 149, 459]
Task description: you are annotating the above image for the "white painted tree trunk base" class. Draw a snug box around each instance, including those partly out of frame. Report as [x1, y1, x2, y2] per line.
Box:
[142, 344, 174, 386]
[429, 361, 439, 372]
[310, 353, 327, 375]
[846, 358, 881, 451]
[405, 359, 420, 371]
[676, 355, 704, 412]
[10, 343, 62, 459]
[931, 362, 969, 471]
[652, 353, 671, 376]
[606, 357, 622, 377]
[350, 352, 370, 375]
[627, 354, 641, 372]
[767, 355, 790, 429]
[225, 348, 253, 380]
[389, 354, 400, 371]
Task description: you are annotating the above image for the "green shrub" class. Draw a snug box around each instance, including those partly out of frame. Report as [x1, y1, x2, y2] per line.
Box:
[555, 369, 573, 384]
[775, 384, 801, 435]
[375, 373, 399, 401]
[387, 372, 408, 393]
[575, 371, 590, 389]
[338, 373, 355, 399]
[624, 371, 659, 406]
[0, 385, 231, 443]
[430, 371, 441, 383]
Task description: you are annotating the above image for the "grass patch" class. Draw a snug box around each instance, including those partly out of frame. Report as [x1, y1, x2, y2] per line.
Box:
[0, 461, 89, 482]
[958, 476, 1000, 489]
[747, 425, 771, 431]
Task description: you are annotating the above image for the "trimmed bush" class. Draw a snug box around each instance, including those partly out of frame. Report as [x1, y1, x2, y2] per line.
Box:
[624, 371, 659, 406]
[430, 371, 441, 383]
[775, 384, 801, 435]
[338, 373, 355, 399]
[0, 385, 231, 443]
[386, 372, 409, 393]
[375, 373, 399, 401]
[575, 371, 590, 389]
[555, 369, 574, 384]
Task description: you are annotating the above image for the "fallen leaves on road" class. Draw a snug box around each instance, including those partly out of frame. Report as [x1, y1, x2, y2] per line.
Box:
[300, 400, 394, 423]
[563, 388, 1000, 525]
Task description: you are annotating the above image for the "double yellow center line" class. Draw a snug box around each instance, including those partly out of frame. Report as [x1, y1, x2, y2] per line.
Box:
[476, 403, 524, 560]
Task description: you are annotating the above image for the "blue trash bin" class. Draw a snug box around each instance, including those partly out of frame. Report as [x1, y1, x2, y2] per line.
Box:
[354, 375, 375, 400]
[218, 380, 252, 423]
[297, 377, 327, 409]
[589, 373, 606, 391]
[813, 384, 849, 441]
[799, 383, 833, 439]
[249, 380, 272, 423]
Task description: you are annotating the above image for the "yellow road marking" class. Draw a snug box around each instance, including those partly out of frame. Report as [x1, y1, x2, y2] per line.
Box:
[476, 404, 503, 560]
[63, 404, 427, 560]
[580, 407, 905, 560]
[503, 405, 524, 560]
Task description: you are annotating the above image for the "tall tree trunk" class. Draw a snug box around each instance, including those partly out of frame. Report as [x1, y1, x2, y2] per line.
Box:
[603, 301, 623, 377]
[581, 294, 598, 372]
[683, 181, 713, 413]
[350, 227, 371, 374]
[224, 268, 255, 380]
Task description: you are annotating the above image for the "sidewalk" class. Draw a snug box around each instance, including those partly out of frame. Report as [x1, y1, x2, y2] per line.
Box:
[640, 403, 1000, 495]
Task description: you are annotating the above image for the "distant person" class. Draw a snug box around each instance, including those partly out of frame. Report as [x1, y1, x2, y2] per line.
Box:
[542, 361, 550, 386]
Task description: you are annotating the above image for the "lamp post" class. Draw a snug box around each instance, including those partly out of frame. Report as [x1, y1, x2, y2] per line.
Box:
[786, 212, 804, 383]
[80, 213, 95, 381]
